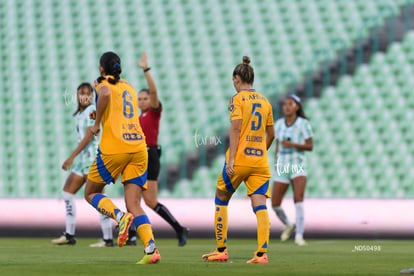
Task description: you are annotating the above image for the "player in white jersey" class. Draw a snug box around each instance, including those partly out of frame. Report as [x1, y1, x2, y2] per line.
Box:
[272, 95, 313, 246]
[52, 83, 114, 247]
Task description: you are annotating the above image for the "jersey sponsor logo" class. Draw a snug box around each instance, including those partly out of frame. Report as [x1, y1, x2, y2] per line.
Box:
[122, 133, 144, 141]
[228, 104, 235, 112]
[244, 147, 263, 156]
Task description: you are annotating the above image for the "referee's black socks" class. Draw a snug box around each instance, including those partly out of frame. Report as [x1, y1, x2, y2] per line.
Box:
[127, 202, 184, 242]
[154, 202, 183, 234]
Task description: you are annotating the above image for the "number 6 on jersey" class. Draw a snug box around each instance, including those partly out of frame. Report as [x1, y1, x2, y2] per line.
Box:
[122, 91, 134, 118]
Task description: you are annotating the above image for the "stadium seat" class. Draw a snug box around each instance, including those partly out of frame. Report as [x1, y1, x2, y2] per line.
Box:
[172, 29, 414, 198]
[1, 0, 413, 198]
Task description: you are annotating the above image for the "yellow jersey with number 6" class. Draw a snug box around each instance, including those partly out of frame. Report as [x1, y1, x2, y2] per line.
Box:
[95, 76, 146, 154]
[227, 89, 274, 167]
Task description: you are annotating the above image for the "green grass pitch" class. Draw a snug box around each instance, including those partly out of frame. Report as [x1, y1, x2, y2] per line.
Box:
[0, 238, 413, 275]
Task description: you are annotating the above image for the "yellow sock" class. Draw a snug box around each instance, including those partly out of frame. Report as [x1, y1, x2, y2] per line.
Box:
[134, 215, 155, 247]
[215, 200, 228, 249]
[91, 194, 121, 221]
[254, 206, 270, 253]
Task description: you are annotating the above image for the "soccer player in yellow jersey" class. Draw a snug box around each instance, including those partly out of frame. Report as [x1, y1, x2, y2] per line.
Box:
[84, 52, 160, 264]
[202, 56, 275, 264]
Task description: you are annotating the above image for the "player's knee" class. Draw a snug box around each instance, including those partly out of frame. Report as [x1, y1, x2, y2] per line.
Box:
[83, 184, 96, 203]
[215, 189, 231, 202]
[125, 201, 140, 213]
[84, 188, 91, 202]
[271, 196, 282, 207]
[271, 202, 281, 208]
[144, 198, 157, 209]
[294, 196, 304, 203]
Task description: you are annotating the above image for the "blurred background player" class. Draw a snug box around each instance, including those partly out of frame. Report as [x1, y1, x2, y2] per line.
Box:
[202, 56, 274, 264]
[272, 95, 313, 246]
[127, 53, 189, 247]
[84, 51, 160, 264]
[51, 83, 113, 247]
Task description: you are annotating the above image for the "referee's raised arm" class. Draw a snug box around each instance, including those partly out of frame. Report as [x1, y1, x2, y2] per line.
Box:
[138, 52, 160, 109]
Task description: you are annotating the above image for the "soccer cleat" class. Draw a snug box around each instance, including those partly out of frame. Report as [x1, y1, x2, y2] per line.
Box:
[117, 212, 134, 247]
[246, 253, 268, 264]
[177, 227, 189, 247]
[89, 239, 114, 247]
[126, 239, 137, 246]
[202, 249, 228, 262]
[136, 249, 161, 265]
[295, 237, 308, 246]
[51, 233, 76, 245]
[280, 224, 296, 241]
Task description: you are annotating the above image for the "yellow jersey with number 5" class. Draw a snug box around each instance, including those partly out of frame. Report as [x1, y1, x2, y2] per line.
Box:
[227, 89, 274, 167]
[95, 76, 146, 154]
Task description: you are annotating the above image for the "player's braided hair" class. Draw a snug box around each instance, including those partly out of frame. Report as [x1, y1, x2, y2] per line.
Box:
[233, 56, 254, 84]
[97, 51, 122, 85]
[73, 82, 94, 116]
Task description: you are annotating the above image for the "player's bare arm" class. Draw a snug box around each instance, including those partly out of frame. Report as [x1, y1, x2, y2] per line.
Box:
[92, 86, 110, 136]
[62, 126, 94, 170]
[281, 137, 313, 151]
[265, 125, 275, 150]
[138, 52, 159, 109]
[227, 119, 242, 176]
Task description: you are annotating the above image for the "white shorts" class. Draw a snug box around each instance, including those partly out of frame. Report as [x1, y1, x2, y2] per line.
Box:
[71, 159, 93, 176]
[273, 162, 307, 184]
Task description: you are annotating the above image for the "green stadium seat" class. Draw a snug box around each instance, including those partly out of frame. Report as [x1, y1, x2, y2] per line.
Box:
[1, 0, 411, 198]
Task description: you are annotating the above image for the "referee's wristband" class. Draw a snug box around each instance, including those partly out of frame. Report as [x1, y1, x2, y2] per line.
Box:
[143, 67, 151, 73]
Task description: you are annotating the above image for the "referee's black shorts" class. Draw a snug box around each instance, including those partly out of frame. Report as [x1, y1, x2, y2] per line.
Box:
[147, 146, 161, 181]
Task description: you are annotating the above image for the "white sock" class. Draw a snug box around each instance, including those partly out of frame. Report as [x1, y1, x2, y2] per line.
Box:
[116, 211, 124, 223]
[62, 191, 76, 236]
[295, 202, 304, 240]
[99, 214, 113, 240]
[273, 206, 291, 226]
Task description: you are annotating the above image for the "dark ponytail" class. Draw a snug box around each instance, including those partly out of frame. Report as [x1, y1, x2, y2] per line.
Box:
[73, 82, 94, 116]
[297, 105, 308, 119]
[97, 51, 122, 84]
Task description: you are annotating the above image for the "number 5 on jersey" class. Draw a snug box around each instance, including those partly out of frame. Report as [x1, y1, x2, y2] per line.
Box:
[122, 91, 134, 118]
[251, 103, 262, 131]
